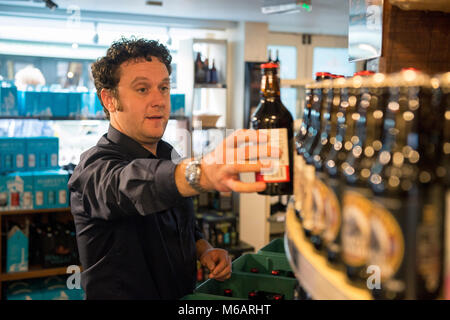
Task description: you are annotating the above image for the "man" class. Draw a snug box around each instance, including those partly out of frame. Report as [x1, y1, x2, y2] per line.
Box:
[68, 38, 276, 300]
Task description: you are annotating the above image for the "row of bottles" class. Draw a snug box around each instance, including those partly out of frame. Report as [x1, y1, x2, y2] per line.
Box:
[294, 69, 449, 300]
[194, 52, 219, 84]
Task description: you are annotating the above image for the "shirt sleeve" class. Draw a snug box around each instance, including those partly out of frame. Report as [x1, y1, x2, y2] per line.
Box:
[69, 155, 185, 220]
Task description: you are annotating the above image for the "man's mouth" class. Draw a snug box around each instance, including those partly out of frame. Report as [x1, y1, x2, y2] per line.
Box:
[146, 115, 164, 120]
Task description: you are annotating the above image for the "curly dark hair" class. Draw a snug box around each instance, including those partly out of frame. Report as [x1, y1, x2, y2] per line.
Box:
[91, 37, 172, 119]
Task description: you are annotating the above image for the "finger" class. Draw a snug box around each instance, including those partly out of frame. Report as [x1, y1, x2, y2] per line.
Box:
[212, 265, 232, 281]
[215, 273, 232, 282]
[227, 161, 273, 173]
[209, 255, 229, 277]
[201, 255, 216, 272]
[223, 178, 267, 193]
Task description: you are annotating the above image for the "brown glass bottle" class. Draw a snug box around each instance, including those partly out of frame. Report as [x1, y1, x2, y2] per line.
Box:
[369, 70, 444, 300]
[251, 63, 293, 195]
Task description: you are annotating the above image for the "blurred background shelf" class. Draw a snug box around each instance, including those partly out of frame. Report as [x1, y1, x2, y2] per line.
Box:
[0, 208, 71, 216]
[0, 266, 76, 282]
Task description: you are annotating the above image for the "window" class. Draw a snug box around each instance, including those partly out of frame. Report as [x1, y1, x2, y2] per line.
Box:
[312, 47, 356, 78]
[267, 45, 297, 80]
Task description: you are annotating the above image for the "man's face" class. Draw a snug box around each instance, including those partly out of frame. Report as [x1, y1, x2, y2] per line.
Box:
[112, 58, 171, 146]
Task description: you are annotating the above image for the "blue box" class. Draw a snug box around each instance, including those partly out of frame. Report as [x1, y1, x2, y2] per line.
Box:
[26, 137, 59, 171]
[0, 137, 27, 173]
[170, 94, 185, 116]
[51, 90, 69, 117]
[38, 87, 53, 116]
[6, 222, 29, 273]
[18, 87, 40, 116]
[94, 93, 104, 118]
[5, 171, 34, 210]
[33, 170, 69, 209]
[68, 92, 83, 118]
[0, 174, 7, 212]
[0, 82, 19, 116]
[6, 281, 43, 300]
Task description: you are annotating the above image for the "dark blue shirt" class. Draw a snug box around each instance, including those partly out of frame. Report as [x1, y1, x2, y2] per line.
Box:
[68, 125, 203, 300]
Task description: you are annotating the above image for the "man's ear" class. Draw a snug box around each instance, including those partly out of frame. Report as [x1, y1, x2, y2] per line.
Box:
[100, 89, 117, 114]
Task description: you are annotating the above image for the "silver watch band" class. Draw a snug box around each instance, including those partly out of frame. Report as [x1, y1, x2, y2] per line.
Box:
[185, 158, 209, 193]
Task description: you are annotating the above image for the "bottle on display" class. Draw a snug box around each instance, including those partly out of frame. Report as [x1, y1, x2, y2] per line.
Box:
[209, 59, 218, 84]
[267, 49, 273, 63]
[194, 52, 205, 84]
[274, 49, 280, 66]
[299, 72, 332, 247]
[251, 62, 294, 195]
[368, 69, 444, 300]
[435, 73, 450, 299]
[203, 57, 210, 84]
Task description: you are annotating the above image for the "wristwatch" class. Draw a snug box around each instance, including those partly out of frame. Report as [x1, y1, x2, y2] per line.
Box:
[185, 158, 208, 193]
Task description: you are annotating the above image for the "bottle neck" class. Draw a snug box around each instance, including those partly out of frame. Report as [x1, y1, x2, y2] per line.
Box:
[261, 69, 281, 100]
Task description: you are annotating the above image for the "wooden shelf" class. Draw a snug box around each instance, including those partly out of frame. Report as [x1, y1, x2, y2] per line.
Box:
[0, 207, 71, 216]
[284, 203, 373, 300]
[194, 83, 227, 89]
[0, 266, 73, 282]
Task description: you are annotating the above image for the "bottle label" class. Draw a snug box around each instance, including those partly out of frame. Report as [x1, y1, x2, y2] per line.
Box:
[416, 185, 443, 294]
[311, 178, 327, 235]
[322, 182, 341, 245]
[342, 191, 372, 267]
[369, 201, 404, 281]
[256, 128, 290, 183]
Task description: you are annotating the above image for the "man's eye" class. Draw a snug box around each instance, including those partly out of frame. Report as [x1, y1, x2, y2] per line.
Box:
[160, 86, 170, 92]
[137, 88, 148, 93]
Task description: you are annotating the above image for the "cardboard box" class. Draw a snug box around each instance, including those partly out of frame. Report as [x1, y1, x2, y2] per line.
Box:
[0, 137, 27, 173]
[68, 92, 82, 118]
[6, 221, 29, 273]
[18, 87, 40, 117]
[0, 174, 8, 211]
[5, 171, 34, 210]
[0, 82, 19, 116]
[26, 137, 59, 171]
[33, 170, 69, 209]
[51, 90, 69, 117]
[170, 94, 185, 116]
[38, 87, 53, 116]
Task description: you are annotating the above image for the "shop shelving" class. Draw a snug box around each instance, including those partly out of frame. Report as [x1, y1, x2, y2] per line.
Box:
[284, 202, 373, 300]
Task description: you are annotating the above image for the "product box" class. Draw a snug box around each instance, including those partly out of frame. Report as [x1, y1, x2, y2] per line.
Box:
[0, 174, 8, 211]
[6, 221, 29, 273]
[5, 171, 34, 211]
[51, 89, 69, 117]
[68, 91, 83, 118]
[1, 82, 19, 116]
[93, 93, 104, 118]
[38, 87, 53, 116]
[26, 137, 59, 171]
[170, 94, 185, 116]
[33, 169, 69, 210]
[18, 87, 40, 117]
[0, 137, 27, 173]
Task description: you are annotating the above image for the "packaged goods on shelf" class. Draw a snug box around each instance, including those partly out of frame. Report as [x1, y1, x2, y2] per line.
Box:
[26, 137, 59, 171]
[6, 276, 85, 300]
[170, 93, 185, 116]
[6, 220, 29, 273]
[0, 137, 26, 173]
[33, 170, 69, 210]
[0, 82, 18, 116]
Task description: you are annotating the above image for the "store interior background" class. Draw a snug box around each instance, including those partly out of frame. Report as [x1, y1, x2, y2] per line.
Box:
[0, 0, 370, 300]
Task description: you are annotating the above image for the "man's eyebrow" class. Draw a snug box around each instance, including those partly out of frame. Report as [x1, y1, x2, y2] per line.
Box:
[160, 77, 171, 83]
[130, 77, 149, 85]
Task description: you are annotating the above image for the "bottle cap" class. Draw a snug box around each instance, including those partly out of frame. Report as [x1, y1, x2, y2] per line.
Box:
[250, 268, 259, 273]
[224, 289, 232, 295]
[354, 70, 375, 77]
[271, 270, 281, 276]
[315, 72, 331, 78]
[261, 62, 279, 69]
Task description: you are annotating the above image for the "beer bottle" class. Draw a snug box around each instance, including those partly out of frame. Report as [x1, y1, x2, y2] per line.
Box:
[369, 70, 444, 300]
[341, 74, 379, 284]
[321, 77, 350, 259]
[251, 63, 293, 195]
[298, 73, 332, 243]
[434, 73, 450, 299]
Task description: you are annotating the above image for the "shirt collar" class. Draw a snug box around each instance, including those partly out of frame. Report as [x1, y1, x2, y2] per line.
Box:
[106, 124, 174, 160]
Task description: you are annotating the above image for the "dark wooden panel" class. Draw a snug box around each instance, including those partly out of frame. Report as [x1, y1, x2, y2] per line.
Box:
[379, 0, 450, 74]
